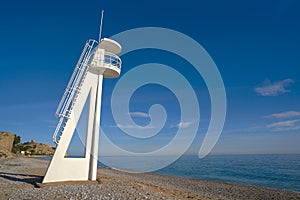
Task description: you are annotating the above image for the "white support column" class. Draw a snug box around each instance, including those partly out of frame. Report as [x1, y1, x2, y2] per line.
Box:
[89, 74, 103, 180]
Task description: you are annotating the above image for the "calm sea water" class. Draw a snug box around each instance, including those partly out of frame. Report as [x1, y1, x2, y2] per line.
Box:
[40, 154, 300, 192]
[99, 154, 300, 192]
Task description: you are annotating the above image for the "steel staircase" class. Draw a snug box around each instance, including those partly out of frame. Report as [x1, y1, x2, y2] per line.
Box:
[52, 39, 98, 145]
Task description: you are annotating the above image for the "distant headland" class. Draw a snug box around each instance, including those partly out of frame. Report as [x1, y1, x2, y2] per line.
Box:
[0, 131, 54, 159]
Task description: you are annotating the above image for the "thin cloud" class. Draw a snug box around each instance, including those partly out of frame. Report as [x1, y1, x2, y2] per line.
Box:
[43, 119, 57, 124]
[130, 112, 149, 118]
[222, 125, 262, 134]
[116, 123, 155, 129]
[171, 122, 193, 128]
[254, 78, 294, 96]
[9, 122, 24, 126]
[44, 119, 57, 128]
[266, 119, 300, 131]
[265, 111, 300, 119]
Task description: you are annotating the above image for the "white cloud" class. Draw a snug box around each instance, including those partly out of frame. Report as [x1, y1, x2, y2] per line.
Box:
[264, 111, 300, 119]
[254, 78, 294, 96]
[222, 126, 262, 134]
[266, 119, 300, 131]
[172, 121, 193, 128]
[130, 112, 149, 118]
[43, 119, 57, 124]
[115, 123, 155, 129]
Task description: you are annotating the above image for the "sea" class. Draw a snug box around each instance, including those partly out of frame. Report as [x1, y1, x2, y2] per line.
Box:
[98, 154, 300, 192]
[40, 154, 300, 192]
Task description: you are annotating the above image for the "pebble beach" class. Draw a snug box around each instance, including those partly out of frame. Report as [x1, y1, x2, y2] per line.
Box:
[0, 157, 299, 200]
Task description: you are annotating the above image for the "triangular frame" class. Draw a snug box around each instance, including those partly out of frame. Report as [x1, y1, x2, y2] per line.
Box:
[64, 91, 91, 158]
[43, 72, 103, 183]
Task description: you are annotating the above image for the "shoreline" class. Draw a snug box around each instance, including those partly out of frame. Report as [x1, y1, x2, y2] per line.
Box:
[0, 157, 299, 200]
[35, 154, 300, 193]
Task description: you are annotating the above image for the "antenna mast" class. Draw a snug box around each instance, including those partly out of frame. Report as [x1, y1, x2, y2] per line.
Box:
[99, 10, 104, 42]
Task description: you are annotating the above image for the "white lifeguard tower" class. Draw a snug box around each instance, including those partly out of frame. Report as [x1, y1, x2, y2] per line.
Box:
[43, 12, 122, 183]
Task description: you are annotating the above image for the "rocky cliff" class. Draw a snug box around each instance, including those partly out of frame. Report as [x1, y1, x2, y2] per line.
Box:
[0, 132, 15, 158]
[0, 131, 54, 158]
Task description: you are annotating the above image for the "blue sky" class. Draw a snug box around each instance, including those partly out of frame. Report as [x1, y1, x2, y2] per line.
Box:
[0, 0, 299, 155]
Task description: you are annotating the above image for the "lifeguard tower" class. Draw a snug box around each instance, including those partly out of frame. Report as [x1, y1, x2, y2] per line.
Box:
[43, 12, 122, 183]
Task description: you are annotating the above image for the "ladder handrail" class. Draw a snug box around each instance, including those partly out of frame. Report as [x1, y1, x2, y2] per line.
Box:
[55, 45, 88, 116]
[56, 39, 98, 117]
[52, 39, 123, 144]
[52, 39, 98, 144]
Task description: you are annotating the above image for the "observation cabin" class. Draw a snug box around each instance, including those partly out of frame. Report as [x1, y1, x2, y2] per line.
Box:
[89, 38, 122, 77]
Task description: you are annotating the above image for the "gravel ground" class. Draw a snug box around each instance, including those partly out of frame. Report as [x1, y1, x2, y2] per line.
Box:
[0, 157, 299, 200]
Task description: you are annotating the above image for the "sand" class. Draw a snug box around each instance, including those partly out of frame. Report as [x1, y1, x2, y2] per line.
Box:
[0, 157, 299, 200]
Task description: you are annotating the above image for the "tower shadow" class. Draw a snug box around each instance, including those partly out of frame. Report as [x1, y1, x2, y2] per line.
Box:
[0, 171, 43, 186]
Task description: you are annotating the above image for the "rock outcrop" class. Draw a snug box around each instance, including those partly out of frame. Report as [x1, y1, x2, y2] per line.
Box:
[0, 132, 15, 152]
[0, 132, 15, 158]
[0, 131, 54, 158]
[16, 141, 55, 156]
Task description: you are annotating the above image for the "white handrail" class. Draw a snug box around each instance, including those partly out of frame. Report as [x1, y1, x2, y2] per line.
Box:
[104, 52, 122, 69]
[53, 39, 98, 144]
[56, 39, 98, 117]
[52, 40, 122, 144]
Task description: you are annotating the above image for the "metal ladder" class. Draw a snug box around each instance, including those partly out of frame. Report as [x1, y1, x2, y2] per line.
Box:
[52, 39, 98, 145]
